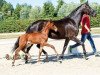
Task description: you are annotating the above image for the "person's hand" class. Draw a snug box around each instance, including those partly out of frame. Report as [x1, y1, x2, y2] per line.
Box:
[87, 29, 90, 32]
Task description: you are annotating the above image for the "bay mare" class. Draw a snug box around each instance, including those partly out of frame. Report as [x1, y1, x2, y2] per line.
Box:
[12, 1, 96, 62]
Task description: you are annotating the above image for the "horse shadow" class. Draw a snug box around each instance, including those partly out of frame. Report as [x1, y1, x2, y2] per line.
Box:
[28, 54, 84, 64]
[18, 52, 99, 66]
[29, 55, 58, 64]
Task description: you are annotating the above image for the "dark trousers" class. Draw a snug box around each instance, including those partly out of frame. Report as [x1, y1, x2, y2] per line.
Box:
[71, 33, 96, 53]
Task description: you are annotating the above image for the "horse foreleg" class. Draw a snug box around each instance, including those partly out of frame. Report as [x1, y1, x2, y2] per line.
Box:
[37, 44, 48, 61]
[44, 43, 59, 61]
[71, 36, 88, 60]
[38, 46, 43, 62]
[61, 37, 69, 59]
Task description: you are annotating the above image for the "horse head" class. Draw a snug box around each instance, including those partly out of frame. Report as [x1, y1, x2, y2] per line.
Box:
[46, 21, 57, 32]
[81, 1, 96, 17]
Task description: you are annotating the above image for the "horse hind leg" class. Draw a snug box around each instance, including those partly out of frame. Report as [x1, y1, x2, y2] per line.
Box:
[12, 47, 21, 66]
[61, 37, 69, 59]
[71, 36, 88, 60]
[24, 44, 33, 64]
[38, 46, 43, 62]
[24, 41, 32, 63]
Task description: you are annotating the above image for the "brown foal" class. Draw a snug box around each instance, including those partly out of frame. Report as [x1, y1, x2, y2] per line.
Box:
[12, 21, 59, 66]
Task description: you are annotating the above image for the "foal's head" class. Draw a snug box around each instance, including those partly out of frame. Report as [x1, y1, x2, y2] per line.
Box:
[45, 21, 57, 32]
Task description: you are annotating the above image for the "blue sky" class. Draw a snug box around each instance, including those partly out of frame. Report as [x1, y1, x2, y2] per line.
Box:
[5, 0, 100, 8]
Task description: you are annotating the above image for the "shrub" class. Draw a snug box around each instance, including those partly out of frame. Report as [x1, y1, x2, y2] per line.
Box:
[0, 14, 100, 33]
[0, 19, 33, 33]
[91, 14, 100, 27]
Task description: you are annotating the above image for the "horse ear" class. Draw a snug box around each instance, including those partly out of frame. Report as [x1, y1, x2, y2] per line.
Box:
[43, 22, 47, 28]
[48, 20, 51, 24]
[83, 1, 88, 7]
[85, 1, 88, 5]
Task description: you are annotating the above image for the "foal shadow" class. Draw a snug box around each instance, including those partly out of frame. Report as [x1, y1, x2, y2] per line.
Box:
[29, 54, 84, 64]
[29, 55, 59, 64]
[19, 52, 100, 65]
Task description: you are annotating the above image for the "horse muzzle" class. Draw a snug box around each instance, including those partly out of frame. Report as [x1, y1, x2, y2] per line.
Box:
[54, 28, 58, 32]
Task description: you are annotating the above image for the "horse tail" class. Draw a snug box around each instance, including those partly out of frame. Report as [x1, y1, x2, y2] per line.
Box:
[11, 37, 20, 53]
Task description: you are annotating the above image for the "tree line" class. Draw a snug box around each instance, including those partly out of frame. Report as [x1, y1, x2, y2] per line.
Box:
[0, 0, 100, 33]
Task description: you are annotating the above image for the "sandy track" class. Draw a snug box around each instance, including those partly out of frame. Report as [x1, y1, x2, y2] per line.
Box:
[0, 34, 100, 75]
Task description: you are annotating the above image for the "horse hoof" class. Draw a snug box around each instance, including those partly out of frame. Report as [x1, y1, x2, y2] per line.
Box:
[60, 56, 64, 59]
[12, 64, 15, 66]
[83, 55, 88, 60]
[85, 58, 89, 60]
[37, 60, 41, 62]
[12, 62, 15, 66]
[84, 56, 88, 60]
[59, 60, 62, 64]
[25, 61, 28, 64]
[45, 59, 49, 62]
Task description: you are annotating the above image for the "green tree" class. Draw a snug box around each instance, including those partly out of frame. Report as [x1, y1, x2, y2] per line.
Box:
[42, 1, 55, 18]
[80, 0, 87, 4]
[1, 2, 14, 19]
[54, 0, 64, 17]
[90, 3, 100, 14]
[0, 12, 3, 20]
[58, 3, 78, 18]
[29, 6, 41, 19]
[13, 3, 22, 19]
[0, 0, 6, 11]
[20, 3, 31, 19]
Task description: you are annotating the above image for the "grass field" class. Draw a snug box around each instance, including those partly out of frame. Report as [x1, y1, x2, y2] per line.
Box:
[0, 27, 100, 39]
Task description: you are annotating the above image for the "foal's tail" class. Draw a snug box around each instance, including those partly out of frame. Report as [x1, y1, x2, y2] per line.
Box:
[11, 37, 20, 53]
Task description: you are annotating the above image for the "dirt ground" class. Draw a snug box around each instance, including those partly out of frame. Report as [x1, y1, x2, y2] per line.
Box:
[0, 34, 100, 75]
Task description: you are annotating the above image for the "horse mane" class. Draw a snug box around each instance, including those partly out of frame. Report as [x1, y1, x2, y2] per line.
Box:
[53, 3, 88, 25]
[68, 3, 86, 17]
[26, 20, 47, 33]
[53, 17, 76, 25]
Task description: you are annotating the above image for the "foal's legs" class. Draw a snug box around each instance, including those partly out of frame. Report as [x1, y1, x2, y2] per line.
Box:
[44, 43, 59, 61]
[26, 44, 48, 55]
[38, 46, 43, 62]
[25, 44, 33, 63]
[71, 36, 88, 60]
[61, 37, 70, 59]
[37, 44, 48, 60]
[24, 44, 48, 63]
[12, 47, 22, 66]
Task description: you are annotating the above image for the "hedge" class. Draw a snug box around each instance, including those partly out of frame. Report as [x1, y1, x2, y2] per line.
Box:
[0, 19, 34, 33]
[0, 14, 100, 33]
[91, 14, 100, 27]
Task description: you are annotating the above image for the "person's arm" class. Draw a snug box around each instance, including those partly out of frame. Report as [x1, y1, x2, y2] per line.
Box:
[81, 15, 90, 32]
[84, 24, 90, 32]
[81, 22, 90, 32]
[80, 22, 82, 26]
